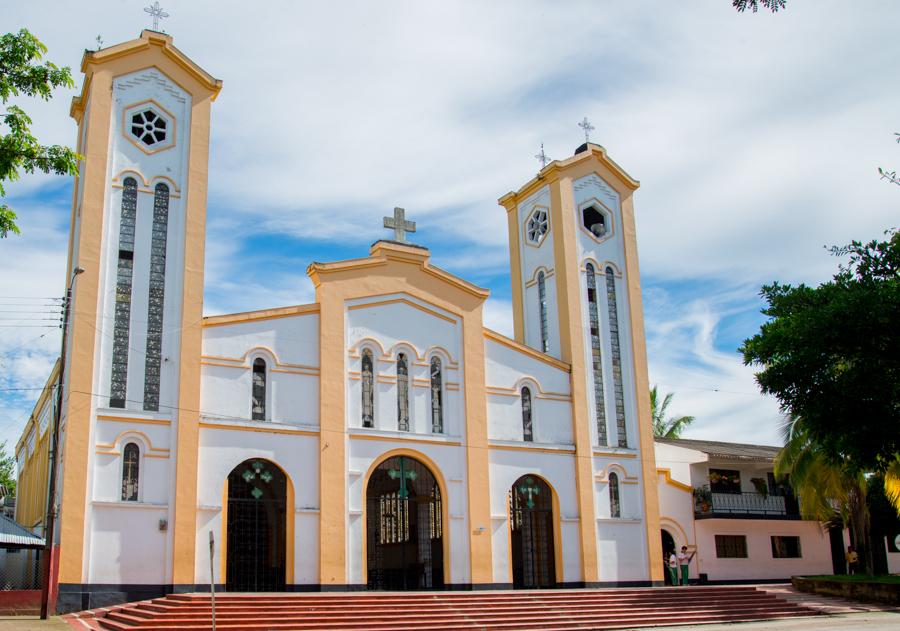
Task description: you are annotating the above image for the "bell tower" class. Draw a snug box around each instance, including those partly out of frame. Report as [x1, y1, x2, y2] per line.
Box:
[499, 141, 663, 585]
[55, 30, 221, 608]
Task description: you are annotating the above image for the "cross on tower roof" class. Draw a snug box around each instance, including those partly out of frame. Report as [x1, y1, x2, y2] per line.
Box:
[578, 117, 595, 144]
[383, 207, 416, 243]
[535, 143, 550, 169]
[144, 2, 170, 31]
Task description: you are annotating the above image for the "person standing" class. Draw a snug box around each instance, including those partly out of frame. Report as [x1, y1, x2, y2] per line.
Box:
[845, 546, 859, 575]
[677, 546, 696, 586]
[667, 550, 679, 586]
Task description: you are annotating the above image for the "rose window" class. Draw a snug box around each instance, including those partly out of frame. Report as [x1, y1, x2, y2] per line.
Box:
[526, 208, 549, 244]
[130, 109, 168, 147]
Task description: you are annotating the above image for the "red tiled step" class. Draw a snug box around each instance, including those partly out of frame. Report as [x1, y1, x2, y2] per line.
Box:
[89, 586, 820, 631]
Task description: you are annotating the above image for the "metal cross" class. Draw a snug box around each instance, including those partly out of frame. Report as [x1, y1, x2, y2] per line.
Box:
[387, 457, 418, 498]
[383, 207, 416, 243]
[578, 117, 595, 144]
[535, 143, 550, 168]
[518, 479, 541, 509]
[144, 2, 170, 31]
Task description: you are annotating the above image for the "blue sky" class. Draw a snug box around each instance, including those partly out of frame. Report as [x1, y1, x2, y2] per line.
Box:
[2, 1, 899, 457]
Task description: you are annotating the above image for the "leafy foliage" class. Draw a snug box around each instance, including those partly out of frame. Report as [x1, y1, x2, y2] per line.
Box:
[0, 29, 80, 237]
[741, 230, 900, 471]
[733, 0, 786, 12]
[650, 385, 695, 438]
[0, 440, 16, 496]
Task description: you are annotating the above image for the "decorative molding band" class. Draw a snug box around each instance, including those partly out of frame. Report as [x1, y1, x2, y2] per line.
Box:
[347, 297, 457, 325]
[593, 449, 638, 459]
[348, 431, 462, 447]
[96, 414, 172, 426]
[488, 442, 575, 455]
[91, 501, 169, 510]
[483, 329, 571, 372]
[198, 421, 319, 437]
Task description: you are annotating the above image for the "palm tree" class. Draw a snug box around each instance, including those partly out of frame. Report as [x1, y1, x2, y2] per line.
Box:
[650, 386, 695, 438]
[775, 415, 873, 574]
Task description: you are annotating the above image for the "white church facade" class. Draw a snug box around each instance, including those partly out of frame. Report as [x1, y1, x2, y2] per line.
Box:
[14, 31, 664, 612]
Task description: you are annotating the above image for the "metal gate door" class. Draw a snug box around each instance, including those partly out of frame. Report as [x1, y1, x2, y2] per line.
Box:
[226, 459, 287, 592]
[510, 475, 556, 588]
[366, 456, 443, 590]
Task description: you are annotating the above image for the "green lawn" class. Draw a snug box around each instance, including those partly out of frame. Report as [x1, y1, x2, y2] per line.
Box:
[802, 574, 900, 584]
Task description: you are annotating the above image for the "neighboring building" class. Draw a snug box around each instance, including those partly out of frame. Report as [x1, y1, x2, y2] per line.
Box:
[655, 437, 836, 583]
[14, 30, 663, 612]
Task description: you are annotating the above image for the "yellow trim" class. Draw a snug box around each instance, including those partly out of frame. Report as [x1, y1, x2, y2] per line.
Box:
[593, 449, 638, 459]
[657, 468, 693, 493]
[96, 429, 169, 452]
[360, 450, 451, 586]
[202, 303, 319, 327]
[96, 415, 171, 426]
[350, 433, 462, 447]
[489, 443, 575, 455]
[524, 266, 555, 288]
[121, 98, 177, 155]
[199, 421, 319, 437]
[483, 328, 570, 372]
[485, 384, 571, 401]
[347, 297, 457, 324]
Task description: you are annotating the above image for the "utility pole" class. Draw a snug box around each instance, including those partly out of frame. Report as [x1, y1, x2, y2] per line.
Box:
[40, 266, 83, 619]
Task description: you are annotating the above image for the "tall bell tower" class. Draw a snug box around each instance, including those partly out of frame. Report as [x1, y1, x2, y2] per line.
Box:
[54, 30, 221, 609]
[499, 141, 663, 585]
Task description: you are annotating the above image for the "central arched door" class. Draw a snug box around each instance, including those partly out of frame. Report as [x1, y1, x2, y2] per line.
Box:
[226, 459, 287, 591]
[366, 455, 444, 590]
[510, 475, 556, 588]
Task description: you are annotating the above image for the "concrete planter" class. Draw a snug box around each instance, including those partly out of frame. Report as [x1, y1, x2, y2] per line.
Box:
[792, 575, 900, 605]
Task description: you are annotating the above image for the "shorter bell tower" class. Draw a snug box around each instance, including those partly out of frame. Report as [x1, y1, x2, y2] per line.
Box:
[499, 140, 663, 585]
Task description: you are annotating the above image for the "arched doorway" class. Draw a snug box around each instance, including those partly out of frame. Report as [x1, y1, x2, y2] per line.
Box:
[510, 475, 556, 588]
[226, 459, 287, 591]
[660, 529, 676, 584]
[366, 455, 444, 590]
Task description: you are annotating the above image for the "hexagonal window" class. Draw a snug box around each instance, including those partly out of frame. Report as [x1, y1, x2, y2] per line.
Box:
[582, 204, 609, 240]
[130, 108, 168, 147]
[526, 207, 549, 245]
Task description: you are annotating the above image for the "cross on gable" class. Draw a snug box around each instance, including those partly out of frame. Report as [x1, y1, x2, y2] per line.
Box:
[144, 2, 170, 31]
[383, 207, 416, 243]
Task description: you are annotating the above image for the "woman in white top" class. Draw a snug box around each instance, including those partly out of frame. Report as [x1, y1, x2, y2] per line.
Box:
[677, 546, 696, 585]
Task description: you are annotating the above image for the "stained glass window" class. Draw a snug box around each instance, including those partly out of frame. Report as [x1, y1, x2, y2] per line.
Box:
[538, 271, 549, 353]
[609, 472, 621, 518]
[430, 357, 443, 433]
[521, 386, 533, 442]
[606, 267, 627, 447]
[397, 353, 410, 431]
[110, 178, 137, 408]
[252, 358, 266, 421]
[586, 264, 607, 444]
[143, 183, 169, 411]
[362, 349, 374, 428]
[122, 442, 140, 501]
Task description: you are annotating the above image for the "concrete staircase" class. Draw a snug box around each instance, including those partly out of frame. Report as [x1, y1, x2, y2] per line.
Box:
[76, 586, 820, 630]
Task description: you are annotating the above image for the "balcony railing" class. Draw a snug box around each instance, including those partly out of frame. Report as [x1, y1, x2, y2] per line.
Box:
[694, 489, 800, 519]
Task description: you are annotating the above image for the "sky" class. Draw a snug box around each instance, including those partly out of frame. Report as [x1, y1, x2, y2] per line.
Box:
[1, 1, 898, 459]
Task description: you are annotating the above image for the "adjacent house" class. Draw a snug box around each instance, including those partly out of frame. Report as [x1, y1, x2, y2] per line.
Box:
[655, 437, 838, 583]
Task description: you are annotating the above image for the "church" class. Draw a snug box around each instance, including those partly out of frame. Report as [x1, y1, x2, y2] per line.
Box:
[14, 30, 663, 612]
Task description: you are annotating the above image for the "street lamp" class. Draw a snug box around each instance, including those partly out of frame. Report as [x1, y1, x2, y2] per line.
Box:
[40, 265, 84, 619]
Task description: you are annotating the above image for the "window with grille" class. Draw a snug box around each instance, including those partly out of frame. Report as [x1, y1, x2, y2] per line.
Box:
[252, 358, 266, 421]
[130, 108, 168, 147]
[771, 536, 801, 558]
[143, 183, 169, 411]
[605, 267, 627, 447]
[397, 353, 410, 431]
[430, 357, 443, 433]
[110, 177, 138, 408]
[521, 387, 533, 442]
[609, 472, 621, 518]
[585, 264, 607, 444]
[122, 442, 140, 501]
[537, 271, 549, 353]
[715, 535, 748, 558]
[362, 349, 374, 428]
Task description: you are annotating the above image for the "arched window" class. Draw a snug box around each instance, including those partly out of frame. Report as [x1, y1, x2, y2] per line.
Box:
[110, 177, 138, 408]
[122, 442, 140, 501]
[430, 357, 443, 433]
[397, 353, 410, 431]
[605, 267, 627, 447]
[251, 358, 267, 421]
[521, 386, 533, 442]
[144, 183, 170, 411]
[361, 349, 374, 428]
[537, 271, 549, 353]
[609, 472, 621, 518]
[586, 264, 607, 444]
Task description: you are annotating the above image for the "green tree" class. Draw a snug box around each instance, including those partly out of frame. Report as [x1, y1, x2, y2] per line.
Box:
[650, 385, 695, 438]
[0, 440, 16, 497]
[1, 28, 80, 237]
[740, 230, 900, 471]
[733, 0, 786, 12]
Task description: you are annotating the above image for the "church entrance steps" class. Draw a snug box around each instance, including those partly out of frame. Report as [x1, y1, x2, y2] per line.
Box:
[67, 585, 820, 631]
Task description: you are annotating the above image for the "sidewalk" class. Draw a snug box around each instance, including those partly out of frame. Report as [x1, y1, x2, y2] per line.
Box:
[632, 611, 899, 630]
[0, 618, 69, 630]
